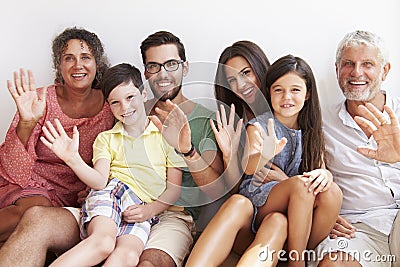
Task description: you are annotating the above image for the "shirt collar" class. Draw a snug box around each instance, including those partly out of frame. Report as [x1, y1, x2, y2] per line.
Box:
[108, 117, 159, 136]
[339, 90, 389, 130]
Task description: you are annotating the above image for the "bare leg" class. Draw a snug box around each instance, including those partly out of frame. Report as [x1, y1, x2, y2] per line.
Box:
[50, 216, 117, 267]
[186, 194, 255, 267]
[257, 177, 316, 267]
[138, 248, 175, 267]
[0, 195, 52, 243]
[307, 183, 342, 250]
[0, 206, 80, 267]
[104, 235, 145, 267]
[238, 212, 288, 267]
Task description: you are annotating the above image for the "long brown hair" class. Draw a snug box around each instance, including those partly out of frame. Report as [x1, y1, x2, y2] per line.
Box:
[266, 55, 325, 172]
[214, 41, 270, 120]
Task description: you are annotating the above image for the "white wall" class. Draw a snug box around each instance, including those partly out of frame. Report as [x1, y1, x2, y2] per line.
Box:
[1, 0, 399, 142]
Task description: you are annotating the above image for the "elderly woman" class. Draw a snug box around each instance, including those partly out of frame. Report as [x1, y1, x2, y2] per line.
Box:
[0, 27, 114, 244]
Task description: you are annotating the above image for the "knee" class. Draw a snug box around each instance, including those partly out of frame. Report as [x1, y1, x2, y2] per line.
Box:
[90, 234, 115, 258]
[289, 176, 314, 200]
[221, 194, 253, 219]
[263, 212, 287, 230]
[329, 182, 343, 201]
[124, 250, 140, 267]
[261, 212, 288, 238]
[316, 183, 343, 208]
[19, 206, 47, 228]
[221, 194, 254, 214]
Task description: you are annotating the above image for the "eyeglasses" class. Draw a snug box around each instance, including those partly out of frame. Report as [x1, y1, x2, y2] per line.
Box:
[144, 59, 184, 74]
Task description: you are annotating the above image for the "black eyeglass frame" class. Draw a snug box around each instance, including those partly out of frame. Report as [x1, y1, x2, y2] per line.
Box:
[144, 59, 185, 74]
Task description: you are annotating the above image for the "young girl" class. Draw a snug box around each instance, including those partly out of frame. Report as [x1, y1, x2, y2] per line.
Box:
[240, 54, 342, 266]
[186, 41, 287, 267]
[40, 63, 185, 267]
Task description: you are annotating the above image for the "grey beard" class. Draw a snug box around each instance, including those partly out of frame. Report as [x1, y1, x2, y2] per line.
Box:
[342, 83, 381, 101]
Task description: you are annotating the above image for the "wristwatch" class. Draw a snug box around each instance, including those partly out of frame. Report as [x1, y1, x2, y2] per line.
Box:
[175, 142, 196, 157]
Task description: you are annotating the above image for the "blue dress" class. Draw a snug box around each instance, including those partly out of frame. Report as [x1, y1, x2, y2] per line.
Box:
[239, 112, 303, 209]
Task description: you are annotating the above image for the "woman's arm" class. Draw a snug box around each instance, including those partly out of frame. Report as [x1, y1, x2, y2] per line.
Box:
[242, 120, 287, 175]
[8, 69, 47, 147]
[0, 69, 47, 187]
[209, 104, 244, 193]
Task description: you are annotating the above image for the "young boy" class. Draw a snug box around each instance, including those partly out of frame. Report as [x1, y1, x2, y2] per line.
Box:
[40, 63, 185, 266]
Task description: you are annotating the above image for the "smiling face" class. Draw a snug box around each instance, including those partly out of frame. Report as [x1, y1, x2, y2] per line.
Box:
[270, 72, 309, 128]
[224, 56, 260, 105]
[108, 82, 147, 127]
[60, 39, 97, 90]
[143, 44, 188, 102]
[336, 44, 390, 101]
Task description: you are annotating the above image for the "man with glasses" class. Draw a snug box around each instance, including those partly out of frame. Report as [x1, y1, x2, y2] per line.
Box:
[133, 31, 224, 267]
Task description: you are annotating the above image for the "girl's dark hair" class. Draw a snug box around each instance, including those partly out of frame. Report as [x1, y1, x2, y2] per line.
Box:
[266, 54, 325, 172]
[99, 63, 143, 101]
[214, 41, 270, 119]
[140, 31, 186, 64]
[52, 27, 109, 89]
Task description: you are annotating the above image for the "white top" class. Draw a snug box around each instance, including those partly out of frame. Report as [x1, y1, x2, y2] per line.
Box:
[323, 91, 400, 235]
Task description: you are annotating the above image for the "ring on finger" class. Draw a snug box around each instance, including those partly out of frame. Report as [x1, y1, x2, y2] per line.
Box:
[381, 119, 388, 125]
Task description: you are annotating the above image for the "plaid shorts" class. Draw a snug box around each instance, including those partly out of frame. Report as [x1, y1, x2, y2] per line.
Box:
[80, 178, 154, 245]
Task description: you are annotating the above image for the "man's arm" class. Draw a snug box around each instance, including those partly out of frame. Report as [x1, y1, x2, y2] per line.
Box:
[181, 148, 224, 199]
[150, 100, 224, 198]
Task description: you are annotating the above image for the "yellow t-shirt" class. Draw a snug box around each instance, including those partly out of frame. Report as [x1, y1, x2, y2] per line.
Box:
[92, 120, 186, 203]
